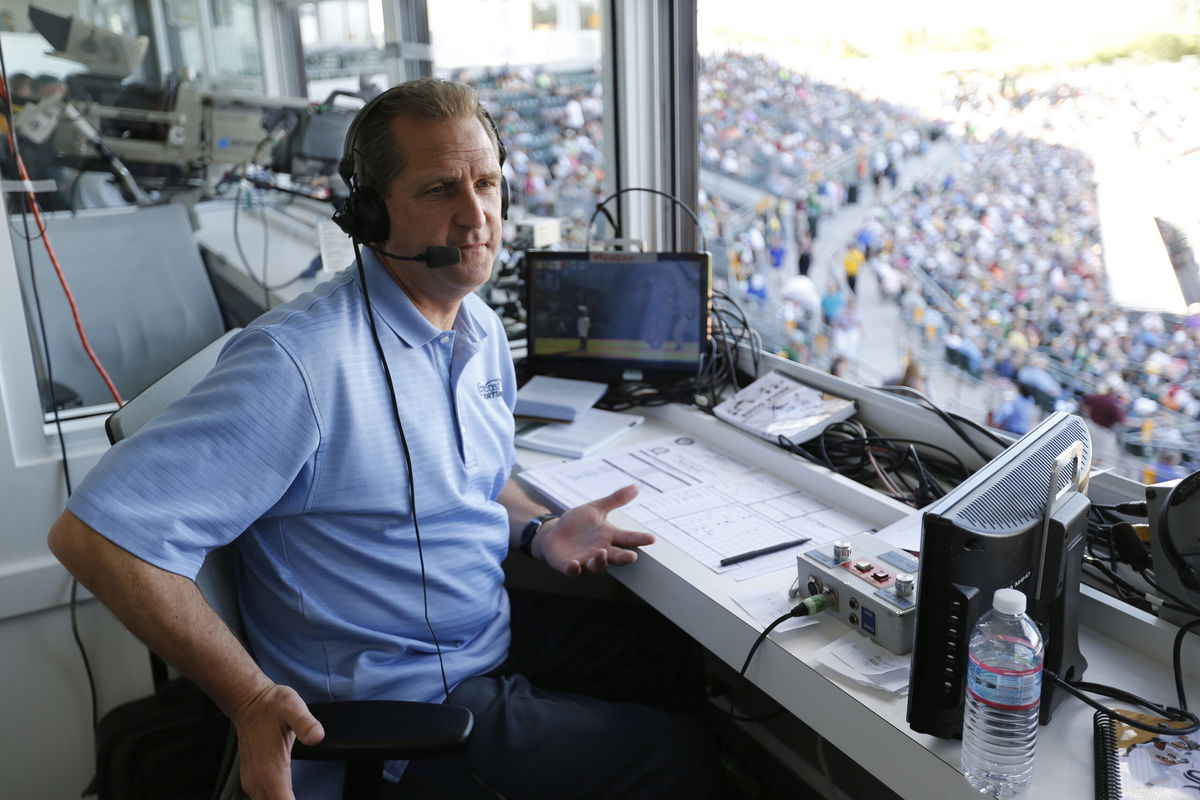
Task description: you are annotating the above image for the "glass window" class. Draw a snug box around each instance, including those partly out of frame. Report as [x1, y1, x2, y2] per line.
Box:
[208, 0, 264, 88]
[429, 0, 606, 247]
[296, 0, 607, 248]
[163, 0, 207, 77]
[531, 0, 556, 30]
[696, 0, 1200, 480]
[300, 0, 385, 102]
[579, 1, 598, 31]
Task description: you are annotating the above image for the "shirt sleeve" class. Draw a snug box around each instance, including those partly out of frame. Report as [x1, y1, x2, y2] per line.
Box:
[67, 329, 322, 579]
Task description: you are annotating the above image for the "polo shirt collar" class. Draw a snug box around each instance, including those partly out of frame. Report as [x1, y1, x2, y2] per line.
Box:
[356, 247, 488, 348]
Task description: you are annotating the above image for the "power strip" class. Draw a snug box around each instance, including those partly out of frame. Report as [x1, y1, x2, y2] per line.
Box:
[796, 532, 919, 655]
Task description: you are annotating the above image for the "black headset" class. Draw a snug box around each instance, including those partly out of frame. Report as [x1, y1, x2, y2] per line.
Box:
[1156, 470, 1200, 592]
[332, 85, 510, 244]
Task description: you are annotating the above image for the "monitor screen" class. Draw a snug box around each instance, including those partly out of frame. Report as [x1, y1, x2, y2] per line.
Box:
[523, 250, 711, 383]
[907, 411, 1092, 739]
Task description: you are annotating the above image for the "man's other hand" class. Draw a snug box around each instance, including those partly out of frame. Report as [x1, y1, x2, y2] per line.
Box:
[232, 683, 325, 800]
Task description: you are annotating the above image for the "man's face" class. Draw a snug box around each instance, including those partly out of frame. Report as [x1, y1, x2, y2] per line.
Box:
[378, 115, 503, 302]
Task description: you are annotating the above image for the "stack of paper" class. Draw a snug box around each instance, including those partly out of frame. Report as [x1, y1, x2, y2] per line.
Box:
[814, 633, 910, 694]
[514, 375, 608, 422]
[713, 370, 855, 445]
[515, 409, 645, 459]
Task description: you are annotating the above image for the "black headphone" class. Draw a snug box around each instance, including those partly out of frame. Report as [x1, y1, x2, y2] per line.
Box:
[1156, 469, 1200, 592]
[331, 86, 510, 244]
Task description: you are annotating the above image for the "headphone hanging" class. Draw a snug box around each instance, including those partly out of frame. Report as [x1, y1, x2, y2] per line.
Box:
[1156, 470, 1200, 591]
[331, 86, 510, 244]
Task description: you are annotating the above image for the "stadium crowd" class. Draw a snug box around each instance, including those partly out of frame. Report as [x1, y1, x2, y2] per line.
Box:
[457, 55, 1197, 474]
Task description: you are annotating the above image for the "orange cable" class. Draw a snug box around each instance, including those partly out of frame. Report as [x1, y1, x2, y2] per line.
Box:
[12, 147, 123, 406]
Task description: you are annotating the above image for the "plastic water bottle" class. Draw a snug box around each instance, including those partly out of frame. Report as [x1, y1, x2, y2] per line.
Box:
[960, 588, 1044, 797]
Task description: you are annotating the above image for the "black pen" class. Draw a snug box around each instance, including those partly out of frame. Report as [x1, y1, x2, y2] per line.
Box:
[720, 537, 811, 567]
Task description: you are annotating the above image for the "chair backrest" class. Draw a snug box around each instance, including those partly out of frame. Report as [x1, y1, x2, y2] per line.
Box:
[105, 328, 245, 638]
[16, 204, 227, 407]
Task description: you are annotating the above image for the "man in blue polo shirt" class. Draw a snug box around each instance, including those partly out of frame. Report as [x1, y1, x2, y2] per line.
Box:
[48, 79, 710, 799]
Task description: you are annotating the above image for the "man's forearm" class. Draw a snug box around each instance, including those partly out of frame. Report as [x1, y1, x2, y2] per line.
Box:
[497, 477, 554, 547]
[47, 510, 272, 719]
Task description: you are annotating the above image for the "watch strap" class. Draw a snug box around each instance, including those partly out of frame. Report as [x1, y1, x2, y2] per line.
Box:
[518, 512, 559, 558]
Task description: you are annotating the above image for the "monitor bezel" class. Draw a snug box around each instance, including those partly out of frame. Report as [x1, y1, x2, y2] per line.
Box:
[522, 249, 712, 384]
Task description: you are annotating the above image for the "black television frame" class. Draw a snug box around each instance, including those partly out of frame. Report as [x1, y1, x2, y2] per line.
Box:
[907, 411, 1092, 739]
[522, 250, 711, 385]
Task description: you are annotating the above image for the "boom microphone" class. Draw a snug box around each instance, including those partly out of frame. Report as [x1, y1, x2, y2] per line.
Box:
[373, 245, 462, 269]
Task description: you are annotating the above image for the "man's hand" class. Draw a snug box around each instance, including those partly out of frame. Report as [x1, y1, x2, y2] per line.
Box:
[533, 485, 652, 575]
[231, 683, 325, 800]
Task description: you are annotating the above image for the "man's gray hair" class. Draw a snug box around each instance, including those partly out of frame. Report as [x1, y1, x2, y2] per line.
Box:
[350, 77, 501, 194]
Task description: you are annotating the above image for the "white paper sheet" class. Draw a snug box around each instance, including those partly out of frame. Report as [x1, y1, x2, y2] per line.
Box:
[813, 633, 911, 694]
[520, 435, 873, 577]
[730, 589, 820, 634]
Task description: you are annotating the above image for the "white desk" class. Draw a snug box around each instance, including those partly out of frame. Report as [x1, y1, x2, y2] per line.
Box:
[517, 401, 1199, 800]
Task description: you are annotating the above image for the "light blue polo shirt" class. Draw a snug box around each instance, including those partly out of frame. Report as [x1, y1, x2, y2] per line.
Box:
[69, 250, 517, 789]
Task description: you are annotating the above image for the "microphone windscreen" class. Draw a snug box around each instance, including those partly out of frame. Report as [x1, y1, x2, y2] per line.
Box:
[425, 246, 462, 269]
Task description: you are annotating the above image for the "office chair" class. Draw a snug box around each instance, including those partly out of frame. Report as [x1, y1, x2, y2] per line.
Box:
[104, 329, 474, 800]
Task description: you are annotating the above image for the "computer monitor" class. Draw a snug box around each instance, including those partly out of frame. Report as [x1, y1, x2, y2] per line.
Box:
[523, 250, 711, 384]
[907, 411, 1092, 739]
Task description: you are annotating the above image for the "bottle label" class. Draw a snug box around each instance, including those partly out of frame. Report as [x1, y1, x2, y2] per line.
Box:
[965, 651, 1042, 711]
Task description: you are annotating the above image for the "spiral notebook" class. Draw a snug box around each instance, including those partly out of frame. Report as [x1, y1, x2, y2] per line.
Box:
[1094, 710, 1200, 799]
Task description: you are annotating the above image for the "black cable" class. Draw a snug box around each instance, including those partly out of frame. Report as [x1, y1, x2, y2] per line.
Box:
[1092, 501, 1148, 516]
[231, 182, 306, 297]
[1173, 618, 1200, 711]
[1140, 569, 1200, 616]
[585, 186, 707, 253]
[258, 186, 270, 310]
[1045, 668, 1200, 735]
[724, 605, 809, 723]
[0, 38, 98, 736]
[1084, 558, 1198, 616]
[871, 384, 995, 461]
[352, 242, 451, 700]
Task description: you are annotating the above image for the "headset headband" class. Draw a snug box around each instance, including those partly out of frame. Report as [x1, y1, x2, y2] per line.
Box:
[337, 85, 507, 191]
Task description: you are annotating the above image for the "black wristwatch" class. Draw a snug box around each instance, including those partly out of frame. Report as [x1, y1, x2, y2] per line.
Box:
[518, 512, 559, 558]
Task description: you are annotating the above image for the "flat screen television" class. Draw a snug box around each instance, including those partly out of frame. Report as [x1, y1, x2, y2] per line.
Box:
[907, 411, 1092, 738]
[523, 250, 711, 384]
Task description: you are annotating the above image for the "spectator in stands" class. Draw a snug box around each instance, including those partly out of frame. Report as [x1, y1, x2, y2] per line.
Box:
[887, 358, 931, 398]
[831, 298, 862, 359]
[1017, 355, 1061, 401]
[843, 243, 865, 295]
[1081, 379, 1128, 465]
[796, 233, 812, 276]
[820, 282, 845, 327]
[1153, 451, 1189, 482]
[992, 383, 1038, 436]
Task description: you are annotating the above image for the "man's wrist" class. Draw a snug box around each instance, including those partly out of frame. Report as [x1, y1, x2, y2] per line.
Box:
[518, 512, 559, 559]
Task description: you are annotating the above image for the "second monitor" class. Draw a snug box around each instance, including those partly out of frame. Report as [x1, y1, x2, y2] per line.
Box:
[523, 250, 711, 384]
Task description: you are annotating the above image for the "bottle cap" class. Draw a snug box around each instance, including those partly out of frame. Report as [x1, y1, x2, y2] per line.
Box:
[993, 588, 1026, 615]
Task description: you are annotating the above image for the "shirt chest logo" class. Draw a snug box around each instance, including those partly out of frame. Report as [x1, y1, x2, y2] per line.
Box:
[477, 378, 503, 399]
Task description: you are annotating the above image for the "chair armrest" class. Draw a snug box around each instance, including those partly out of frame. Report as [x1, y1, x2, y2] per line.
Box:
[291, 701, 473, 762]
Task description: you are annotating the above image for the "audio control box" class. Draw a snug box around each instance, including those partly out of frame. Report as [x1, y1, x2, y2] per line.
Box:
[796, 532, 919, 655]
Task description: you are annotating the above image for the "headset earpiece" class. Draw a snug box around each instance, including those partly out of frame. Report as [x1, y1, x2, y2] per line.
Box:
[335, 85, 511, 242]
[332, 186, 390, 244]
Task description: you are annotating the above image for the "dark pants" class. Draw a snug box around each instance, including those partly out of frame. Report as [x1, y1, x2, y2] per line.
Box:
[386, 589, 715, 799]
